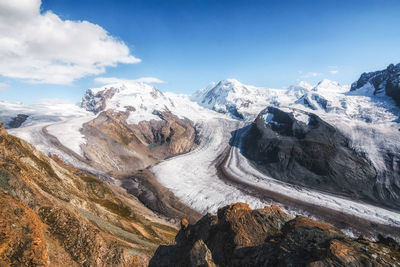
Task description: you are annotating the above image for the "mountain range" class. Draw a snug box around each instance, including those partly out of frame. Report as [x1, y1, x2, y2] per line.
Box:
[1, 63, 400, 266]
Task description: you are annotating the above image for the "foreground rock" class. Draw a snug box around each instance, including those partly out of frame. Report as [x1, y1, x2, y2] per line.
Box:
[150, 203, 400, 267]
[241, 106, 400, 210]
[0, 122, 178, 266]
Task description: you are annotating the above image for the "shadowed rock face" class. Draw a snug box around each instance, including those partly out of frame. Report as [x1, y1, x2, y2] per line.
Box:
[121, 169, 202, 224]
[81, 87, 119, 114]
[81, 109, 197, 177]
[150, 203, 400, 267]
[240, 106, 400, 210]
[0, 121, 178, 266]
[351, 63, 400, 106]
[6, 114, 29, 128]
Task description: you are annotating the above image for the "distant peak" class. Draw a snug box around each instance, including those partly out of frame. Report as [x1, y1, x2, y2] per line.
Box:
[316, 79, 339, 86]
[215, 78, 243, 88]
[296, 81, 313, 90]
[313, 79, 340, 90]
[223, 78, 241, 84]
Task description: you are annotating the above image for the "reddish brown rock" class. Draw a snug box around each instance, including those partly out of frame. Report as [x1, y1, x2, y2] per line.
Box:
[189, 239, 216, 267]
[0, 121, 178, 266]
[0, 194, 49, 266]
[150, 203, 400, 267]
[181, 218, 190, 229]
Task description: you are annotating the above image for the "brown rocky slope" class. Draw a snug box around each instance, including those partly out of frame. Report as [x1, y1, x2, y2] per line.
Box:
[78, 109, 202, 223]
[0, 122, 178, 266]
[150, 203, 400, 267]
[81, 109, 197, 177]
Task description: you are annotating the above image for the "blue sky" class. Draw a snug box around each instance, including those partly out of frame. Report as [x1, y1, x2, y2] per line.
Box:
[1, 0, 400, 103]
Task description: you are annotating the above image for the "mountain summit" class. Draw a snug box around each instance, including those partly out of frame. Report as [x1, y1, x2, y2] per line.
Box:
[192, 79, 277, 119]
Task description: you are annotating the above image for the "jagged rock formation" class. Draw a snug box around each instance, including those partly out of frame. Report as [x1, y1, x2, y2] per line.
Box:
[81, 86, 119, 114]
[240, 106, 400, 210]
[351, 63, 400, 105]
[150, 203, 400, 267]
[0, 121, 178, 266]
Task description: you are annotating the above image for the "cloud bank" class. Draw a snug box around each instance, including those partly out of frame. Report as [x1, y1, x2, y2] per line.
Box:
[0, 0, 140, 84]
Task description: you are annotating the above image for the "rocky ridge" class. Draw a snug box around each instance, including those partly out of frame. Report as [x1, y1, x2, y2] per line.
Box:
[351, 63, 400, 106]
[81, 109, 196, 176]
[0, 121, 178, 266]
[150, 203, 400, 267]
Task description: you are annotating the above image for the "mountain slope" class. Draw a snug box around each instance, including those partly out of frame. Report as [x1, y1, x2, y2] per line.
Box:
[241, 106, 398, 208]
[0, 121, 178, 266]
[81, 109, 196, 176]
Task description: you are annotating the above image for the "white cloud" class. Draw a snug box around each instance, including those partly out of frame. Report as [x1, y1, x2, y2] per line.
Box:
[94, 77, 164, 85]
[0, 82, 9, 91]
[0, 0, 140, 84]
[300, 72, 323, 78]
[33, 98, 70, 105]
[134, 77, 165, 84]
[329, 70, 338, 75]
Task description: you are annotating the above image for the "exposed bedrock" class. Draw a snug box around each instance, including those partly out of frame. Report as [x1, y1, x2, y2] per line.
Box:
[150, 203, 400, 267]
[121, 169, 202, 224]
[80, 109, 197, 177]
[5, 113, 29, 128]
[240, 106, 400, 210]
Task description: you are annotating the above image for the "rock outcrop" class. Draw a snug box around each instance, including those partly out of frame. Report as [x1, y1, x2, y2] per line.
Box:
[150, 203, 400, 267]
[81, 87, 119, 114]
[6, 113, 29, 128]
[0, 121, 178, 266]
[241, 106, 400, 210]
[351, 63, 400, 106]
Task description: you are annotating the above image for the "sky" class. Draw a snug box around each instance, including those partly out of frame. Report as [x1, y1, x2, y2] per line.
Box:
[1, 0, 400, 104]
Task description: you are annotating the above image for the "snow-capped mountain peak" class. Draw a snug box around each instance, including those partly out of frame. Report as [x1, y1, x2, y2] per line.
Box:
[312, 79, 348, 93]
[285, 81, 313, 98]
[192, 79, 277, 119]
[81, 81, 224, 125]
[202, 78, 252, 97]
[81, 81, 167, 120]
